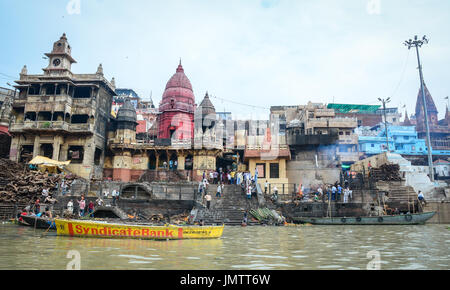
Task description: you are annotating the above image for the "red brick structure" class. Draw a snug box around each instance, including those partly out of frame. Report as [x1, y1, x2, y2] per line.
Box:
[157, 61, 195, 141]
[413, 83, 450, 150]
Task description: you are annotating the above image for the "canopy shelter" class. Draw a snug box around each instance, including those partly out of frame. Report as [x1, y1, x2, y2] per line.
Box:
[29, 156, 71, 174]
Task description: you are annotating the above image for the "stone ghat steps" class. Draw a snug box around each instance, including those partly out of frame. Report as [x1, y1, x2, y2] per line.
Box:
[196, 184, 260, 225]
[197, 209, 259, 226]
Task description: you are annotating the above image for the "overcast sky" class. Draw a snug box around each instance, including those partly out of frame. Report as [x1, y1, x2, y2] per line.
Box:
[1, 0, 449, 120]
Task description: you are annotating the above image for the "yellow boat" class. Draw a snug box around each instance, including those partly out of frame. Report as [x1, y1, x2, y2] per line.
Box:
[54, 219, 225, 240]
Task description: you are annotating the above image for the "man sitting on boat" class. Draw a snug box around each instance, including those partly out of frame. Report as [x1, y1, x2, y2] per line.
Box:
[418, 191, 427, 206]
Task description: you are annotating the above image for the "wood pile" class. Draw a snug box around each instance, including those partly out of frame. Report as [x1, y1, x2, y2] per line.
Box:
[370, 164, 402, 181]
[0, 159, 77, 204]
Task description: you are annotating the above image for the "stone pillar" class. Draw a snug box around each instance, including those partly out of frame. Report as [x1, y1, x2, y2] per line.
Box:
[9, 136, 20, 162]
[177, 153, 186, 171]
[155, 152, 160, 171]
[52, 136, 62, 160]
[33, 135, 40, 158]
[60, 142, 69, 161]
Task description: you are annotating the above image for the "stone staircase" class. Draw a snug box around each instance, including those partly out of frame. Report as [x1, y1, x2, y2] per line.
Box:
[376, 181, 420, 212]
[195, 184, 260, 226]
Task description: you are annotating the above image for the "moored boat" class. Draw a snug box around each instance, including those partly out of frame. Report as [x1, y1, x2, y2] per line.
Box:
[292, 211, 436, 225]
[55, 219, 225, 240]
[18, 214, 56, 230]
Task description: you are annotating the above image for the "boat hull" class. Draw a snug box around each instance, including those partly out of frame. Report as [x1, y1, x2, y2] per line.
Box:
[292, 212, 436, 225]
[55, 219, 224, 240]
[19, 215, 56, 230]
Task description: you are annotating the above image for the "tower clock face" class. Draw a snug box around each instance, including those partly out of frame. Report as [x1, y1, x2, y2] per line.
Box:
[53, 58, 61, 66]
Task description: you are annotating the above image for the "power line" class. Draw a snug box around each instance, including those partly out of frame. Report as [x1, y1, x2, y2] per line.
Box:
[0, 72, 16, 80]
[209, 95, 270, 110]
[389, 48, 411, 99]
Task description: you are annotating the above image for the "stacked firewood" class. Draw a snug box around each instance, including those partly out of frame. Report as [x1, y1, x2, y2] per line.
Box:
[170, 213, 189, 225]
[0, 159, 76, 204]
[370, 164, 402, 181]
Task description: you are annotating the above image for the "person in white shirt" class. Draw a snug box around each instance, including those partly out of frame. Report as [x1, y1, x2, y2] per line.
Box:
[343, 188, 349, 203]
[216, 184, 222, 198]
[247, 185, 252, 199]
[205, 193, 212, 209]
[67, 200, 73, 214]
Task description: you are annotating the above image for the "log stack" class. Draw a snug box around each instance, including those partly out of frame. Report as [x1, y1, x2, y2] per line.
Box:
[370, 164, 402, 181]
[0, 158, 76, 204]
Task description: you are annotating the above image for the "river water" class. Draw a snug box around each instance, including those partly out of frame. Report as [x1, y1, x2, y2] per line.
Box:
[0, 223, 448, 270]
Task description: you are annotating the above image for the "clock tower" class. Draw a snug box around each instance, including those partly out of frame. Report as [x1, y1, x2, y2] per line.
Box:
[42, 33, 77, 76]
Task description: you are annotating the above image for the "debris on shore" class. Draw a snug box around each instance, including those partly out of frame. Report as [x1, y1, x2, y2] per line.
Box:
[249, 208, 286, 225]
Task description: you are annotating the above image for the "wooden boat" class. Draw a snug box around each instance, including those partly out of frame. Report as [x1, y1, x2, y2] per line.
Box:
[55, 219, 225, 240]
[292, 211, 436, 225]
[18, 214, 56, 230]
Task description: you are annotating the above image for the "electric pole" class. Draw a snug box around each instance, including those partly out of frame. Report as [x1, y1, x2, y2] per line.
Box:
[404, 35, 434, 182]
[378, 97, 391, 152]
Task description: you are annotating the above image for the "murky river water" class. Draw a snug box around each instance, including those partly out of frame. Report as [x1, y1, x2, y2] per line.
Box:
[0, 223, 448, 270]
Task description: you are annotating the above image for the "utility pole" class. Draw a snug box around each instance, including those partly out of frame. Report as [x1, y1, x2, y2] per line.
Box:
[378, 97, 391, 152]
[404, 35, 434, 182]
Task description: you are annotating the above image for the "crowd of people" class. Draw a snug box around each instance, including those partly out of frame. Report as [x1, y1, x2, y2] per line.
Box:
[294, 182, 354, 204]
[198, 168, 261, 209]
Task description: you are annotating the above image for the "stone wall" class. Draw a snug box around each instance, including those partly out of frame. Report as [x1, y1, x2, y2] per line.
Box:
[286, 161, 341, 187]
[424, 202, 450, 224]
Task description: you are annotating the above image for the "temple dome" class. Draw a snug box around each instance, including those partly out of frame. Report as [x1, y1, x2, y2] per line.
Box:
[161, 62, 195, 103]
[160, 61, 196, 113]
[116, 98, 137, 124]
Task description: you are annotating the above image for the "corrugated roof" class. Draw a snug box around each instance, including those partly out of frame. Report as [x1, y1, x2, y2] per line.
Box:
[327, 103, 381, 114]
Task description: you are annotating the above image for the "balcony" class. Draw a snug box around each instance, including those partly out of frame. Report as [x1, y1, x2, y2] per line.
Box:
[338, 134, 358, 144]
[9, 121, 94, 134]
[308, 117, 357, 129]
[69, 123, 95, 134]
[287, 129, 339, 146]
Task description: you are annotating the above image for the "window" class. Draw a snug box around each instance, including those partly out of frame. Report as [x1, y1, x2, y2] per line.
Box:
[94, 148, 102, 166]
[345, 131, 350, 135]
[371, 144, 375, 147]
[68, 146, 84, 164]
[73, 87, 92, 98]
[256, 163, 265, 179]
[270, 163, 279, 179]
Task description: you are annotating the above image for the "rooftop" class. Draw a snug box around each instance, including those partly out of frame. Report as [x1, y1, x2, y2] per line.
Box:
[327, 103, 381, 114]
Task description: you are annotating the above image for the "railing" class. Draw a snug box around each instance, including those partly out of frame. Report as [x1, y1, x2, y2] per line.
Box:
[338, 134, 358, 144]
[69, 123, 94, 133]
[26, 94, 72, 105]
[9, 121, 70, 132]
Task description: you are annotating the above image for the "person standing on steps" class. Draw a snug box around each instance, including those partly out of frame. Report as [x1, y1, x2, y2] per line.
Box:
[77, 195, 86, 217]
[205, 192, 212, 210]
[246, 185, 252, 200]
[216, 183, 222, 198]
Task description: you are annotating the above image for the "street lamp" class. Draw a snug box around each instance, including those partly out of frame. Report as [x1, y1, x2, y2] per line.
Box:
[378, 97, 391, 152]
[404, 35, 434, 182]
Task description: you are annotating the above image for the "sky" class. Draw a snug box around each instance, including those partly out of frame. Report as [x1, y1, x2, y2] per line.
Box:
[0, 0, 449, 120]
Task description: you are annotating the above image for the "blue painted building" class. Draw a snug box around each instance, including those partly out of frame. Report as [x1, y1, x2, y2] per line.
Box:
[358, 124, 450, 156]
